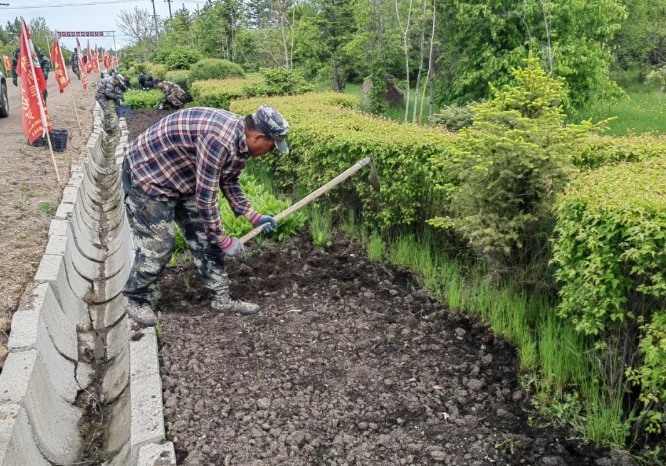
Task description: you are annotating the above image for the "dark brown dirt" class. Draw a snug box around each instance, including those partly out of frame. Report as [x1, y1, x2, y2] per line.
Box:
[125, 108, 179, 140]
[154, 234, 614, 466]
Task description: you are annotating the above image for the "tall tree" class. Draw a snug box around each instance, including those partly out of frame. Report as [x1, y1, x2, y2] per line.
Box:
[318, 0, 355, 91]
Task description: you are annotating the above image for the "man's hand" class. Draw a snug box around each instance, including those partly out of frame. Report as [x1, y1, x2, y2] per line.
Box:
[12, 77, 17, 87]
[221, 237, 245, 257]
[252, 215, 277, 234]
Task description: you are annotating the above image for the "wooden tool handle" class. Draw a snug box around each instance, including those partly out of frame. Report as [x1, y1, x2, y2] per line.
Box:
[240, 156, 374, 244]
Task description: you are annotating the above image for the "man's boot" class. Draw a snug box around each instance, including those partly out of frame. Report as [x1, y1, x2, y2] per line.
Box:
[127, 299, 158, 326]
[211, 295, 260, 315]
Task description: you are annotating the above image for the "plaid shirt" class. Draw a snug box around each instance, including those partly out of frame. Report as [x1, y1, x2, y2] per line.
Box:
[124, 108, 260, 248]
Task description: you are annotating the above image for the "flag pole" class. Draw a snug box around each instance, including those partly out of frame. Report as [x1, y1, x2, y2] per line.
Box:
[44, 131, 62, 182]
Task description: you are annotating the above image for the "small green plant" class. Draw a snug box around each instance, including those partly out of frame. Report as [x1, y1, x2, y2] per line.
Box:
[183, 276, 190, 291]
[39, 202, 55, 214]
[307, 204, 333, 247]
[123, 90, 162, 109]
[367, 231, 385, 261]
[17, 233, 26, 240]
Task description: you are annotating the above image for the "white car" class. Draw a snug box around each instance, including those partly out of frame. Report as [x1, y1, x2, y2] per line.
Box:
[0, 71, 8, 118]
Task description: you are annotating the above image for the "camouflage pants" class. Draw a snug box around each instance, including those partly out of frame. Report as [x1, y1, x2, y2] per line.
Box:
[120, 159, 230, 303]
[96, 97, 114, 130]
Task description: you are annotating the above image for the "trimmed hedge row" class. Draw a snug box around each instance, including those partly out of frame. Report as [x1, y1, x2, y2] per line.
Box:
[552, 158, 666, 433]
[190, 76, 264, 108]
[231, 93, 457, 228]
[574, 134, 666, 169]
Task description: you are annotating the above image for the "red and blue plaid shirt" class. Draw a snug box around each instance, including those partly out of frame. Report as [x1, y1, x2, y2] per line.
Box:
[124, 108, 260, 248]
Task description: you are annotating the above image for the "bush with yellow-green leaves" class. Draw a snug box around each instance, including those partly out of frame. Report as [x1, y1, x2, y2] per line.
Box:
[190, 76, 264, 108]
[232, 93, 457, 229]
[552, 158, 666, 435]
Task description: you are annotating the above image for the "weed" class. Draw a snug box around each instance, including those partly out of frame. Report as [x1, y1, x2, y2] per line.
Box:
[19, 185, 29, 192]
[17, 233, 26, 240]
[40, 202, 55, 215]
[8, 179, 18, 186]
[367, 231, 385, 261]
[183, 276, 190, 291]
[307, 203, 333, 247]
[156, 321, 163, 339]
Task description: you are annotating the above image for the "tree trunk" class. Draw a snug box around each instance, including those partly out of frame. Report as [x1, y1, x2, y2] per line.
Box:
[427, 0, 436, 120]
[395, 0, 414, 122]
[538, 0, 554, 77]
[333, 47, 342, 92]
[412, 0, 427, 122]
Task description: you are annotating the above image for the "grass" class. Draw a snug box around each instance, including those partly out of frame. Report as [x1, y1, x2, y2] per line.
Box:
[575, 69, 666, 136]
[306, 203, 333, 247]
[39, 202, 55, 215]
[343, 216, 630, 450]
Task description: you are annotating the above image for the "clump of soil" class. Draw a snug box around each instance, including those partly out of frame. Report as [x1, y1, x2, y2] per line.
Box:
[156, 234, 612, 466]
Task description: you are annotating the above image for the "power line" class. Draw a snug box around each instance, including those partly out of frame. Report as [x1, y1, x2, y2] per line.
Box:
[0, 0, 145, 9]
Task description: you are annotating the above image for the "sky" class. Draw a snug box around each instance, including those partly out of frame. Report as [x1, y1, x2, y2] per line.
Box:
[0, 0, 206, 49]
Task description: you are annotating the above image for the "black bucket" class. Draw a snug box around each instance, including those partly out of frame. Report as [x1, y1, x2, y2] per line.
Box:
[50, 129, 68, 152]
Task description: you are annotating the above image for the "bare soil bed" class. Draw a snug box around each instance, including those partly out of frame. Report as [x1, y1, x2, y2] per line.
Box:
[125, 107, 619, 466]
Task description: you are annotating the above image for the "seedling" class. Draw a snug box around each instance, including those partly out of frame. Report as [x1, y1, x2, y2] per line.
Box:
[40, 202, 55, 214]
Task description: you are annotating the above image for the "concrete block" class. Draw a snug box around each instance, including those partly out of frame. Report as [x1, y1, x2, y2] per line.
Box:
[68, 219, 105, 263]
[137, 442, 177, 466]
[129, 322, 166, 463]
[44, 234, 67, 256]
[0, 404, 49, 466]
[102, 344, 129, 404]
[0, 351, 82, 464]
[106, 313, 129, 360]
[76, 362, 95, 391]
[48, 219, 68, 237]
[7, 309, 77, 403]
[53, 259, 88, 328]
[61, 186, 78, 205]
[106, 388, 130, 455]
[106, 442, 130, 466]
[70, 208, 103, 252]
[54, 200, 74, 220]
[9, 283, 77, 361]
[98, 258, 129, 302]
[66, 234, 100, 281]
[34, 254, 62, 284]
[62, 250, 93, 299]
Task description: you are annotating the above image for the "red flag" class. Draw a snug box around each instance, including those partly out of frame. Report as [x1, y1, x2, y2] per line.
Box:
[92, 44, 99, 73]
[76, 37, 88, 90]
[86, 40, 94, 73]
[19, 18, 51, 144]
[103, 49, 111, 69]
[50, 41, 70, 94]
[2, 55, 10, 73]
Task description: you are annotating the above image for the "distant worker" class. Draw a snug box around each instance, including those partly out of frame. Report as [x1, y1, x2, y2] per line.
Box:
[123, 75, 132, 90]
[11, 45, 50, 102]
[95, 74, 126, 134]
[71, 48, 80, 80]
[144, 73, 155, 90]
[138, 72, 146, 90]
[156, 80, 188, 109]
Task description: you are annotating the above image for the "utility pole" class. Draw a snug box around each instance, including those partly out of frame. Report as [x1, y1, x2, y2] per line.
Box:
[150, 0, 159, 36]
[165, 0, 173, 19]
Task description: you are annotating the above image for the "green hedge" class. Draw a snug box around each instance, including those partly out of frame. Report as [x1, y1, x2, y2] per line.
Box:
[166, 70, 190, 92]
[552, 158, 666, 434]
[573, 134, 666, 169]
[187, 59, 245, 86]
[231, 93, 457, 228]
[190, 76, 263, 107]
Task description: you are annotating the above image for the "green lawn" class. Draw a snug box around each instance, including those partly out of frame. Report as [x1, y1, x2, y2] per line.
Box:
[577, 70, 666, 136]
[344, 82, 439, 124]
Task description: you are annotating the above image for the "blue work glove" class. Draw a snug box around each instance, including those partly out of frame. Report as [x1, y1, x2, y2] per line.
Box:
[251, 214, 277, 233]
[220, 237, 245, 257]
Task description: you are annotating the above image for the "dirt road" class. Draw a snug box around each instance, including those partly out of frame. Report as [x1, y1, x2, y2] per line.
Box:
[0, 73, 96, 363]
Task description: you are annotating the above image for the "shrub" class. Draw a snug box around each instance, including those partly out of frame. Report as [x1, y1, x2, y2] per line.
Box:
[573, 134, 666, 170]
[259, 67, 313, 96]
[187, 59, 245, 86]
[155, 46, 202, 71]
[428, 56, 597, 274]
[231, 93, 456, 229]
[143, 62, 167, 80]
[430, 103, 477, 131]
[166, 70, 191, 92]
[123, 89, 162, 109]
[552, 158, 666, 435]
[190, 76, 264, 103]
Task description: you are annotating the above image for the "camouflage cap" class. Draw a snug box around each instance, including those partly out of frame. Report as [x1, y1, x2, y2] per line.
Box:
[252, 104, 290, 154]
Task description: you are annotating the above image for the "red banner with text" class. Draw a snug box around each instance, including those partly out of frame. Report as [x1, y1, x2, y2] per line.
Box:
[20, 19, 51, 144]
[76, 37, 88, 90]
[50, 41, 70, 94]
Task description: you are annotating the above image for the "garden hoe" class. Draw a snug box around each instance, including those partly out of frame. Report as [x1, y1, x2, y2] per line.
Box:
[240, 155, 381, 245]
